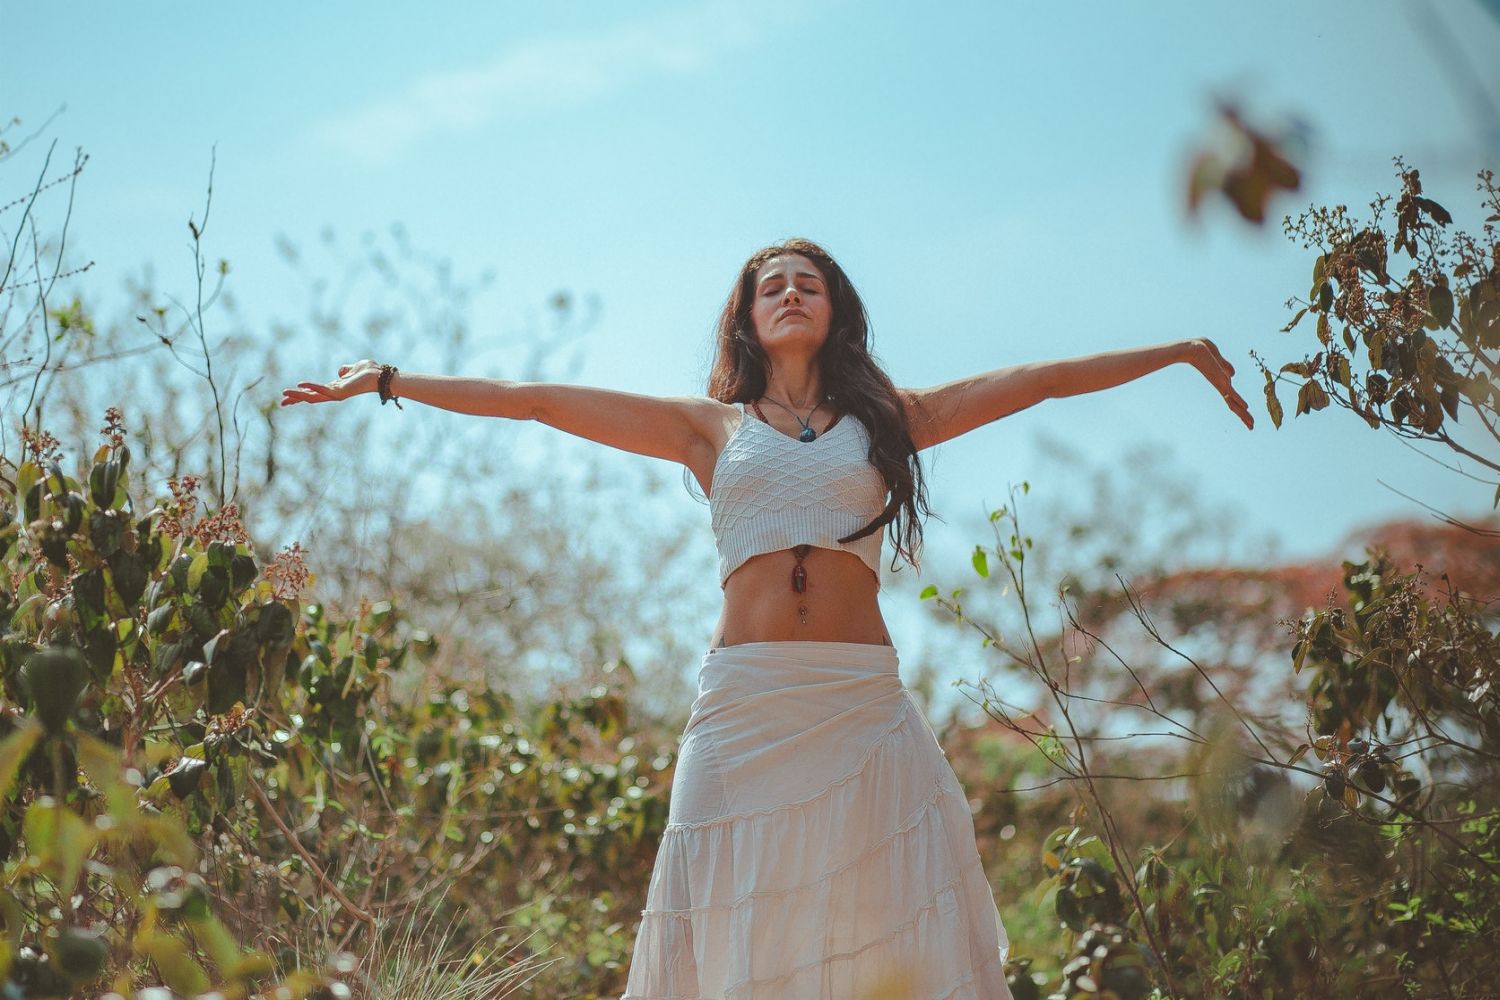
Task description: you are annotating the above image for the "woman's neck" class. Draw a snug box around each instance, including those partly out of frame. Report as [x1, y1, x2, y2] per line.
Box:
[763, 370, 825, 410]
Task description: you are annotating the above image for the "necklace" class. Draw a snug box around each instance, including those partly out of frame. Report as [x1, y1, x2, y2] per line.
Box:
[756, 393, 827, 442]
[747, 395, 826, 622]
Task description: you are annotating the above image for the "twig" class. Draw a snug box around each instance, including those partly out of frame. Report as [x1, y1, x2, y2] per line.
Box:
[247, 773, 376, 928]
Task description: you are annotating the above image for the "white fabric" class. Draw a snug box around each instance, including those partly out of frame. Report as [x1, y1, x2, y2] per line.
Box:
[708, 403, 887, 590]
[623, 641, 1011, 1000]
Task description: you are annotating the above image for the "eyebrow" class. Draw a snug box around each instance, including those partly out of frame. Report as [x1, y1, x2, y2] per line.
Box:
[758, 269, 825, 285]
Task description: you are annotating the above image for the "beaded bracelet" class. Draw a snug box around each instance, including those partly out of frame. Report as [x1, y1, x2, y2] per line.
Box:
[377, 364, 404, 410]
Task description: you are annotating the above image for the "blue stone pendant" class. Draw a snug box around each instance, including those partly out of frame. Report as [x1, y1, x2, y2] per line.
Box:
[799, 427, 817, 442]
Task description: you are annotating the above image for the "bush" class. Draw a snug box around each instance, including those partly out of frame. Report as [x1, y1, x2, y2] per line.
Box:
[1, 411, 674, 998]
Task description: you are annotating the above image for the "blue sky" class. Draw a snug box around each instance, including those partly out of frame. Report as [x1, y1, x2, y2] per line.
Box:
[6, 1, 1498, 663]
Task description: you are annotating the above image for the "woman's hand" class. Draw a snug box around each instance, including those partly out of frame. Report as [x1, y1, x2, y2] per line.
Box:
[1183, 338, 1254, 430]
[280, 360, 381, 407]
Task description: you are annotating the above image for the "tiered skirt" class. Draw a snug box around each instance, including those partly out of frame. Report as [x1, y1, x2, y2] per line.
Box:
[623, 640, 1011, 999]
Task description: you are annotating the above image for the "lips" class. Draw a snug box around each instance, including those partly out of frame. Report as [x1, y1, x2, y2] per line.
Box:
[779, 308, 809, 321]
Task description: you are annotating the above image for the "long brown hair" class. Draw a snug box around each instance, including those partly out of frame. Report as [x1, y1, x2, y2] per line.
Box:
[703, 238, 935, 574]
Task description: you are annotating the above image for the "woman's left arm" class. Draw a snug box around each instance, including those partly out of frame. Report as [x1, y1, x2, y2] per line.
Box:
[901, 338, 1253, 451]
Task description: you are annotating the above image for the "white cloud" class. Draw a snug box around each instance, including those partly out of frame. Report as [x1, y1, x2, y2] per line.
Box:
[315, 2, 784, 164]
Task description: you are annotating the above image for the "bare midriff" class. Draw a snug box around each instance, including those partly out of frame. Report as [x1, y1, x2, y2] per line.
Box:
[709, 547, 892, 648]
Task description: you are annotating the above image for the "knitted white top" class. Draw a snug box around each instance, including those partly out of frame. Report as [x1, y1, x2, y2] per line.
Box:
[708, 402, 888, 589]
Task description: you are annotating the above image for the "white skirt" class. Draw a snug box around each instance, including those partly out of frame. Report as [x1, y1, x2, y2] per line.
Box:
[623, 640, 1011, 1000]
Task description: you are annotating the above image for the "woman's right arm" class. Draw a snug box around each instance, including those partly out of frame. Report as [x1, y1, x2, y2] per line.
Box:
[281, 360, 729, 469]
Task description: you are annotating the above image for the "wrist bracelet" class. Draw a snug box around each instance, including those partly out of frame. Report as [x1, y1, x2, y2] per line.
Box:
[377, 364, 404, 410]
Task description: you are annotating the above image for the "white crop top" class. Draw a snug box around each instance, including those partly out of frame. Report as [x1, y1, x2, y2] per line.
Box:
[708, 402, 888, 589]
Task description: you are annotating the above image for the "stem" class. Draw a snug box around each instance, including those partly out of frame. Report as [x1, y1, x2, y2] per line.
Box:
[247, 773, 375, 928]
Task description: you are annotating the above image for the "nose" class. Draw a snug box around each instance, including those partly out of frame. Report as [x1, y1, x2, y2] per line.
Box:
[782, 285, 802, 305]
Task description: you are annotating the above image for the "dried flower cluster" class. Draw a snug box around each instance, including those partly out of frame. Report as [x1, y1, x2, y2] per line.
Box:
[99, 406, 128, 450]
[155, 475, 203, 541]
[192, 501, 249, 549]
[263, 541, 311, 602]
[18, 425, 62, 466]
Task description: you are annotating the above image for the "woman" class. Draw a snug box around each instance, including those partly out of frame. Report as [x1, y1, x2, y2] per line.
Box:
[281, 238, 1252, 999]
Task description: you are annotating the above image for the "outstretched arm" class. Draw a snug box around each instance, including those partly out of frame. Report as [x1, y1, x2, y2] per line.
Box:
[280, 360, 730, 472]
[901, 338, 1252, 451]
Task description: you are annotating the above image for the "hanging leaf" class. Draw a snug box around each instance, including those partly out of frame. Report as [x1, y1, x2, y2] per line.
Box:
[1414, 196, 1453, 226]
[971, 547, 989, 578]
[1428, 284, 1454, 328]
[1263, 375, 1284, 429]
[0, 721, 43, 804]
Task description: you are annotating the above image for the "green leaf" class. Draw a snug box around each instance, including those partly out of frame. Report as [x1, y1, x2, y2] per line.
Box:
[19, 646, 89, 734]
[1280, 307, 1308, 333]
[971, 547, 989, 578]
[0, 720, 43, 804]
[186, 551, 209, 593]
[139, 931, 210, 995]
[76, 733, 137, 818]
[918, 585, 938, 600]
[55, 926, 108, 981]
[23, 799, 96, 900]
[16, 461, 41, 503]
[187, 910, 241, 973]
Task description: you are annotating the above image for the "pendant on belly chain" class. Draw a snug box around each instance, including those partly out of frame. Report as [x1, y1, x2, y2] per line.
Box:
[791, 544, 812, 625]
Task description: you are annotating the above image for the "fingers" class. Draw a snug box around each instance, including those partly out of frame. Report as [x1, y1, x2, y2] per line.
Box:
[279, 382, 334, 407]
[1192, 341, 1250, 427]
[1221, 387, 1253, 429]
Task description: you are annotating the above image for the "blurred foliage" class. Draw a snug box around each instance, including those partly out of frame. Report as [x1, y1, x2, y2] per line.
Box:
[1187, 105, 1305, 226]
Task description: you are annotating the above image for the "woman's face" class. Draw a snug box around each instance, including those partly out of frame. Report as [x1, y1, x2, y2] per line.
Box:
[749, 253, 833, 355]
